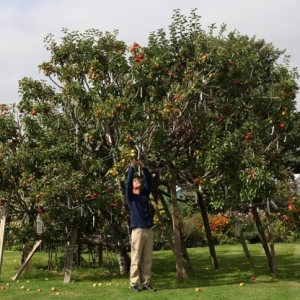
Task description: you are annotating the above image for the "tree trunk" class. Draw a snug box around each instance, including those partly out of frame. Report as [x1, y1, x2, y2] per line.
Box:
[77, 243, 83, 267]
[64, 221, 78, 283]
[252, 206, 273, 273]
[21, 243, 31, 273]
[152, 200, 175, 252]
[98, 245, 103, 267]
[170, 177, 185, 281]
[179, 227, 194, 276]
[107, 218, 131, 274]
[114, 247, 131, 274]
[155, 188, 194, 276]
[0, 204, 7, 277]
[104, 129, 131, 274]
[197, 191, 218, 270]
[266, 209, 278, 277]
[239, 231, 256, 275]
[48, 245, 53, 270]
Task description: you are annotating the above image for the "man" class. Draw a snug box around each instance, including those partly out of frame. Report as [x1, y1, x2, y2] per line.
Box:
[125, 158, 156, 292]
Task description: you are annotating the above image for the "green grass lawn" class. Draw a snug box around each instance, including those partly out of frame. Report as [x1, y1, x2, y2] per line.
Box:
[0, 243, 299, 299]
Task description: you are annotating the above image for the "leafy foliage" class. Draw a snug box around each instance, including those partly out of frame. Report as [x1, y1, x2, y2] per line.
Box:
[0, 9, 299, 269]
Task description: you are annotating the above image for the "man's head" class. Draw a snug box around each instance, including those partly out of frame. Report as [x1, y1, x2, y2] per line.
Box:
[133, 178, 141, 188]
[132, 176, 143, 194]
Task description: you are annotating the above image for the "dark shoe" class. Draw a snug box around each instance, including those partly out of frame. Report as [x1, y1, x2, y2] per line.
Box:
[130, 285, 139, 292]
[142, 285, 156, 292]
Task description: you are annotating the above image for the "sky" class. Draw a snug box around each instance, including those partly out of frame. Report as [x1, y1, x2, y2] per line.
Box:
[1, 0, 300, 110]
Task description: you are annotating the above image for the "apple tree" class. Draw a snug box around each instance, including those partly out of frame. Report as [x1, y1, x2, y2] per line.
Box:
[2, 8, 299, 281]
[15, 28, 136, 274]
[124, 8, 300, 276]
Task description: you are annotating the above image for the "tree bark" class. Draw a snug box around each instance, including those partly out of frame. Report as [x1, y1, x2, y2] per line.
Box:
[179, 226, 194, 276]
[252, 206, 273, 273]
[155, 187, 194, 276]
[107, 217, 131, 274]
[79, 230, 130, 274]
[64, 221, 78, 283]
[170, 176, 185, 281]
[239, 230, 256, 275]
[0, 205, 7, 277]
[197, 191, 218, 270]
[103, 129, 131, 274]
[266, 209, 278, 277]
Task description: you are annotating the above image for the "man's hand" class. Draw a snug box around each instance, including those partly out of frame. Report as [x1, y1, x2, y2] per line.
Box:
[138, 160, 145, 168]
[130, 158, 137, 167]
[130, 159, 145, 168]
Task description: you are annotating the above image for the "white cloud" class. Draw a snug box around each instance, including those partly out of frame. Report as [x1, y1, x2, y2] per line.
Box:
[1, 0, 299, 109]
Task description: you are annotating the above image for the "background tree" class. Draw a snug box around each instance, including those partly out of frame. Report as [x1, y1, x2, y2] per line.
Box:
[17, 29, 134, 274]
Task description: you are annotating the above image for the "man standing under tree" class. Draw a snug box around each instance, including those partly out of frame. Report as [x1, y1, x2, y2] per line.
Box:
[125, 158, 156, 292]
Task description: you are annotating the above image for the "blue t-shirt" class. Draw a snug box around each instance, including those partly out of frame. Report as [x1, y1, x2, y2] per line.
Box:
[125, 167, 153, 229]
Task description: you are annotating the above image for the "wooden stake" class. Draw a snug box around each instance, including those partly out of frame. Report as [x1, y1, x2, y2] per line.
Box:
[11, 240, 42, 281]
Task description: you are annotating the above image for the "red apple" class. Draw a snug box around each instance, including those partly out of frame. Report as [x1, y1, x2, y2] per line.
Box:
[129, 42, 140, 53]
[193, 178, 203, 185]
[280, 123, 285, 129]
[245, 132, 253, 139]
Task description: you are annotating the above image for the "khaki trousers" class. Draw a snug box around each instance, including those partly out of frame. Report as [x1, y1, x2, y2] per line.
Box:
[130, 228, 153, 287]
